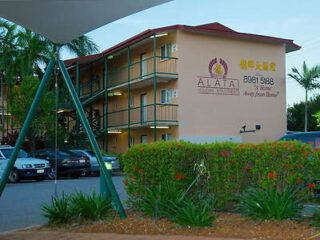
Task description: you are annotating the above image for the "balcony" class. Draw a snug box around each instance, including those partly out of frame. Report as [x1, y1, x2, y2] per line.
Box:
[67, 104, 178, 137]
[60, 56, 178, 109]
[107, 103, 178, 129]
[107, 56, 178, 91]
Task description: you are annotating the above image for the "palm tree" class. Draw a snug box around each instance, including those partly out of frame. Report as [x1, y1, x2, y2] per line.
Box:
[16, 28, 99, 78]
[0, 19, 19, 84]
[288, 61, 320, 132]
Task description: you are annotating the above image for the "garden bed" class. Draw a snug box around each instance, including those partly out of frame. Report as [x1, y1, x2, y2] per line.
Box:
[35, 211, 319, 240]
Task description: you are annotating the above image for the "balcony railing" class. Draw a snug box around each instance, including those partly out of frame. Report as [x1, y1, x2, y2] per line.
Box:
[79, 76, 101, 99]
[60, 56, 178, 109]
[107, 56, 178, 89]
[107, 103, 178, 128]
[67, 104, 178, 136]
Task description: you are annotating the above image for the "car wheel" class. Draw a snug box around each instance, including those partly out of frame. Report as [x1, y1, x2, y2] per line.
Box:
[36, 177, 45, 181]
[8, 168, 20, 183]
[80, 169, 89, 177]
[71, 173, 80, 178]
[47, 168, 57, 180]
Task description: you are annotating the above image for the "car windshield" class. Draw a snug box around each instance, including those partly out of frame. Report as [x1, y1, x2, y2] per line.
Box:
[1, 149, 28, 158]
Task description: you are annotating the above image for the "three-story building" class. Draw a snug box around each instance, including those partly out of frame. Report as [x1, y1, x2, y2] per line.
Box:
[62, 22, 300, 153]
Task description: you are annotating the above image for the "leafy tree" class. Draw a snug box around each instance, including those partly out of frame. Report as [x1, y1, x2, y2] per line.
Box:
[7, 76, 55, 151]
[0, 18, 99, 149]
[287, 94, 320, 131]
[288, 61, 320, 132]
[0, 19, 19, 85]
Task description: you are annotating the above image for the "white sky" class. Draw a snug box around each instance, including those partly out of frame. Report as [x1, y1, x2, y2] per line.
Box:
[62, 0, 320, 107]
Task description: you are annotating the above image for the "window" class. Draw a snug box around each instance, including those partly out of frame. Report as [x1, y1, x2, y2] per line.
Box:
[130, 136, 134, 146]
[161, 88, 172, 104]
[160, 43, 171, 60]
[130, 95, 134, 106]
[141, 135, 147, 143]
[161, 133, 172, 141]
[113, 136, 117, 147]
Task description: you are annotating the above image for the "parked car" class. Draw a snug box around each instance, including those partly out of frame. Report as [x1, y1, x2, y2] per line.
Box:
[277, 131, 320, 148]
[0, 145, 50, 183]
[30, 149, 90, 179]
[70, 150, 120, 176]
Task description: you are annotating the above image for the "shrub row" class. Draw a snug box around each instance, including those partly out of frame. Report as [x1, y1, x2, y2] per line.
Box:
[122, 140, 320, 208]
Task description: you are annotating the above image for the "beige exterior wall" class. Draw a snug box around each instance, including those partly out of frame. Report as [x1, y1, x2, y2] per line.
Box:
[67, 28, 289, 153]
[176, 30, 286, 143]
[107, 126, 179, 154]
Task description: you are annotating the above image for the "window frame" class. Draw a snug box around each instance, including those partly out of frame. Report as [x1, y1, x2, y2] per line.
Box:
[141, 135, 147, 144]
[161, 133, 172, 141]
[130, 136, 134, 146]
[161, 88, 172, 104]
[160, 43, 171, 60]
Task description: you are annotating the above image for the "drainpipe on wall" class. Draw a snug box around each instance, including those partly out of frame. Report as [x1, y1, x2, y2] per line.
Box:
[153, 33, 157, 142]
[127, 47, 131, 148]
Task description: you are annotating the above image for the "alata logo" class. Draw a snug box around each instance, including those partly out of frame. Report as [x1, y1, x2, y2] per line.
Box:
[197, 58, 239, 96]
[209, 58, 228, 78]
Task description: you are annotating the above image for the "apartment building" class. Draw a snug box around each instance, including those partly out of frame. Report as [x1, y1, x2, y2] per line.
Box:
[62, 22, 300, 153]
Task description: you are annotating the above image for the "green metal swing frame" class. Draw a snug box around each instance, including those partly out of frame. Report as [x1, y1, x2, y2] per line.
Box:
[0, 58, 126, 218]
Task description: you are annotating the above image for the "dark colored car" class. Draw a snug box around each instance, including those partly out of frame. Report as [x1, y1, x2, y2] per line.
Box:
[277, 131, 320, 148]
[30, 149, 90, 179]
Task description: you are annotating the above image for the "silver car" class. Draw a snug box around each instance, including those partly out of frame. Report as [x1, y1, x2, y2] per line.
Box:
[70, 150, 120, 176]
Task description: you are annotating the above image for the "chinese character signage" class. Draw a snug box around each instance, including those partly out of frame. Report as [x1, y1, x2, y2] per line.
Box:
[240, 59, 276, 72]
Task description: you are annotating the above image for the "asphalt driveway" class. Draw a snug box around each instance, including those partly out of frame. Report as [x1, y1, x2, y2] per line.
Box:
[0, 176, 126, 232]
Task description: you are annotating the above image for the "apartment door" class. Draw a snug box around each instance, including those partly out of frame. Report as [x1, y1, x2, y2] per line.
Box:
[140, 94, 147, 123]
[140, 53, 147, 77]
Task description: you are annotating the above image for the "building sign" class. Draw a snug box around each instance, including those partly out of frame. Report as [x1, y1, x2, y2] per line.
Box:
[196, 58, 240, 96]
[240, 59, 276, 72]
[196, 57, 280, 98]
[241, 59, 279, 98]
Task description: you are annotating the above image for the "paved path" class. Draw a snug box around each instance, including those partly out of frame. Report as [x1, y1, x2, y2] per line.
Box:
[0, 231, 246, 240]
[0, 176, 126, 232]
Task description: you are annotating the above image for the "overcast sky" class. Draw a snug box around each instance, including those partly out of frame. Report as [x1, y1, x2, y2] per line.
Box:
[62, 0, 320, 107]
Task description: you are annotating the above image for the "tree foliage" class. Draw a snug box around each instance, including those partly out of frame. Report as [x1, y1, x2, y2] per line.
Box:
[287, 94, 320, 132]
[0, 18, 99, 150]
[288, 61, 320, 132]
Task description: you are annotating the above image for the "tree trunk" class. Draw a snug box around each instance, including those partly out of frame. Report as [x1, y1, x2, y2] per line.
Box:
[305, 90, 308, 132]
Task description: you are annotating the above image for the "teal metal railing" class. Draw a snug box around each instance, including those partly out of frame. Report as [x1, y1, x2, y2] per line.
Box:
[107, 103, 178, 128]
[107, 56, 178, 88]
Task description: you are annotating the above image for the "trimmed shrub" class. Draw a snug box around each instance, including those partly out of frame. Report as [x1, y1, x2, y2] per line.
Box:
[122, 140, 319, 208]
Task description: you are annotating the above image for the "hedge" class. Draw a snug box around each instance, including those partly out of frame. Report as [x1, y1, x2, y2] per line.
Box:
[122, 140, 320, 208]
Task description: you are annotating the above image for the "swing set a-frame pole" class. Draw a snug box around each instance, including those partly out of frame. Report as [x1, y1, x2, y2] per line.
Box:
[0, 58, 126, 219]
[58, 60, 126, 218]
[0, 60, 55, 197]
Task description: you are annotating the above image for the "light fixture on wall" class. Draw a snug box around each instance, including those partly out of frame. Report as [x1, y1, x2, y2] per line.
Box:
[150, 125, 169, 129]
[108, 130, 122, 134]
[150, 32, 168, 38]
[240, 125, 261, 133]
